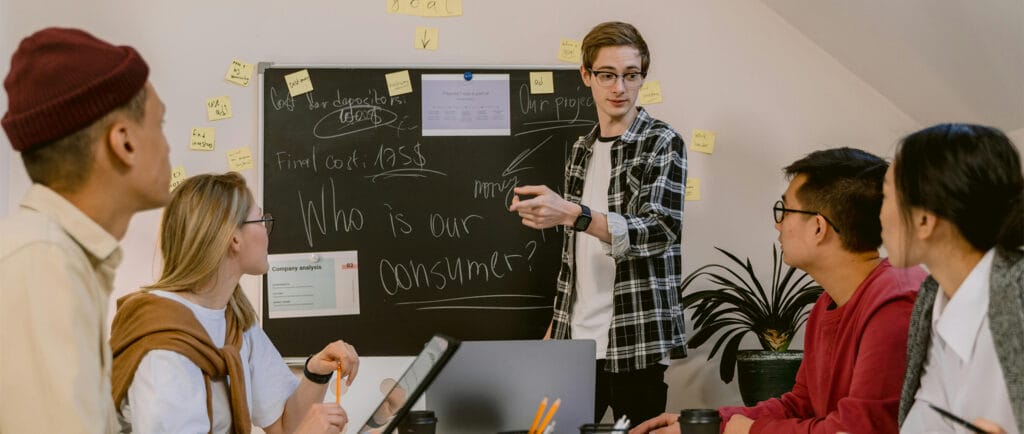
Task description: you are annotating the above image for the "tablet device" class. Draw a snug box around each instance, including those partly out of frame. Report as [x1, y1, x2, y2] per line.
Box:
[355, 334, 460, 434]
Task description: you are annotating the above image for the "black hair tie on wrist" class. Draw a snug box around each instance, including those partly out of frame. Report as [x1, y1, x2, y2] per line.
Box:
[303, 355, 332, 384]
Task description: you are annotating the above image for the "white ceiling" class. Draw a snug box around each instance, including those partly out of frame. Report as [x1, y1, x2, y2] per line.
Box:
[761, 0, 1024, 133]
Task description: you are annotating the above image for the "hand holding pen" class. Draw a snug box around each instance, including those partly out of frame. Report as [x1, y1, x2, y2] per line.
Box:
[929, 405, 1006, 434]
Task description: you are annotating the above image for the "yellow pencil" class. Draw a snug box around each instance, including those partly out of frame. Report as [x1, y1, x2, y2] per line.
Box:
[335, 365, 343, 403]
[535, 398, 561, 434]
[527, 397, 549, 434]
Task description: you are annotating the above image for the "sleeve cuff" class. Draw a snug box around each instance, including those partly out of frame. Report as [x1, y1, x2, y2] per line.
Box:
[603, 212, 630, 258]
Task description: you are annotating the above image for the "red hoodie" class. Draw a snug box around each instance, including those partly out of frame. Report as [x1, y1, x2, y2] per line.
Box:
[719, 260, 927, 434]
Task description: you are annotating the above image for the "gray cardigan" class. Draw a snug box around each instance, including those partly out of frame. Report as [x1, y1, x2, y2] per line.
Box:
[898, 248, 1024, 432]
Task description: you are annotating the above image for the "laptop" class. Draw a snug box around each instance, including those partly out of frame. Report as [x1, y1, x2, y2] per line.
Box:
[355, 334, 460, 434]
[426, 339, 596, 434]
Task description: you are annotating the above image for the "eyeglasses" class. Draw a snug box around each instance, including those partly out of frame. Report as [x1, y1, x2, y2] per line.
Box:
[772, 200, 840, 234]
[586, 68, 646, 88]
[243, 213, 275, 235]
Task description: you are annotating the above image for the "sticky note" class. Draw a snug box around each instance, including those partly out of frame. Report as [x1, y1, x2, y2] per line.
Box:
[170, 166, 187, 192]
[529, 71, 554, 94]
[691, 129, 717, 154]
[639, 80, 664, 105]
[558, 39, 582, 63]
[387, 0, 462, 17]
[385, 70, 413, 96]
[415, 27, 439, 50]
[206, 96, 232, 121]
[225, 59, 254, 87]
[189, 127, 215, 151]
[285, 69, 314, 97]
[685, 178, 701, 201]
[227, 147, 254, 171]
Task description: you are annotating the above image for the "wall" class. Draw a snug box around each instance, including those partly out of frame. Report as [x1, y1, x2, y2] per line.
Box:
[1, 0, 928, 426]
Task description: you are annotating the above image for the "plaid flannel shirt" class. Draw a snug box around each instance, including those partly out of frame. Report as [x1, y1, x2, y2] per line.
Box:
[551, 107, 687, 373]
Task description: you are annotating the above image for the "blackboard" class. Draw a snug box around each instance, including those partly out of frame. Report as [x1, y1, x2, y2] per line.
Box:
[259, 66, 597, 357]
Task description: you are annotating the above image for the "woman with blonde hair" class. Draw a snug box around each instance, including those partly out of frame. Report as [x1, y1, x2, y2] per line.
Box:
[881, 124, 1023, 434]
[111, 172, 358, 434]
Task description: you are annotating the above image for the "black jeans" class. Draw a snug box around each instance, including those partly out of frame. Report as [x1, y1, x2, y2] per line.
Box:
[594, 359, 668, 424]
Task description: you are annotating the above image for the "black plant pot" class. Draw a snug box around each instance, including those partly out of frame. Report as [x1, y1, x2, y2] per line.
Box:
[735, 349, 803, 407]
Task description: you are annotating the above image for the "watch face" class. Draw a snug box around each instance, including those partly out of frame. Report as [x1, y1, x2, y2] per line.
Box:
[574, 215, 592, 231]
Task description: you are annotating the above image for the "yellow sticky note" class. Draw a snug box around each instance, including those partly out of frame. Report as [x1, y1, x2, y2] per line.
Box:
[189, 127, 215, 151]
[415, 27, 439, 50]
[691, 129, 717, 154]
[685, 178, 701, 201]
[169, 166, 187, 192]
[226, 147, 254, 171]
[529, 71, 554, 94]
[639, 80, 664, 105]
[285, 69, 314, 97]
[387, 0, 461, 17]
[224, 59, 254, 87]
[206, 96, 232, 121]
[385, 70, 413, 97]
[558, 39, 582, 63]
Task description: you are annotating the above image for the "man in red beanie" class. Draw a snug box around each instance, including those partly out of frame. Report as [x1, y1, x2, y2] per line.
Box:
[0, 27, 171, 432]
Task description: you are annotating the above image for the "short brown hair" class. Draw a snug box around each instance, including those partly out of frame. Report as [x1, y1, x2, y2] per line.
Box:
[21, 86, 147, 192]
[581, 21, 650, 72]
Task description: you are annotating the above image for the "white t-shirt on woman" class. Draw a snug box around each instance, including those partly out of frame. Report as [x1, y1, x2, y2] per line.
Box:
[117, 290, 299, 433]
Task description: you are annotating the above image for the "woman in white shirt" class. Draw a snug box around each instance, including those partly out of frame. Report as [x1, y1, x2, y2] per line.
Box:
[879, 123, 1023, 434]
[111, 172, 359, 434]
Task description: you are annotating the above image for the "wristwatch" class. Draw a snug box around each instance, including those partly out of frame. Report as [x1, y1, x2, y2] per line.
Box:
[572, 204, 592, 232]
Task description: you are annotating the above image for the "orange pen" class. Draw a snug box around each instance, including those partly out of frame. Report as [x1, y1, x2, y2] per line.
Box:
[535, 398, 561, 434]
[527, 397, 548, 434]
[335, 364, 344, 403]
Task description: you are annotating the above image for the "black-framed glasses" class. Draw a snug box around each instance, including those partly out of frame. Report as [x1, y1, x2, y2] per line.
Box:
[586, 68, 646, 88]
[243, 213, 275, 235]
[772, 200, 840, 234]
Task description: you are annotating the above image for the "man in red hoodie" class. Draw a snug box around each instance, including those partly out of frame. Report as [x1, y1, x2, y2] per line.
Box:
[632, 148, 927, 434]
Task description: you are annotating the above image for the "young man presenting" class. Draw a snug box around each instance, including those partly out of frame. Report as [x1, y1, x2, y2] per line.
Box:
[510, 21, 687, 423]
[632, 148, 927, 434]
[0, 28, 172, 432]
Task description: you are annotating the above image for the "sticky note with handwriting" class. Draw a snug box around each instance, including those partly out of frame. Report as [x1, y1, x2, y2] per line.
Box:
[558, 39, 582, 63]
[227, 147, 254, 171]
[387, 0, 462, 17]
[415, 27, 439, 50]
[529, 71, 554, 94]
[206, 96, 232, 121]
[691, 129, 717, 154]
[639, 80, 664, 105]
[225, 59, 254, 87]
[189, 127, 215, 151]
[685, 177, 701, 201]
[170, 166, 187, 192]
[385, 70, 413, 96]
[285, 69, 314, 97]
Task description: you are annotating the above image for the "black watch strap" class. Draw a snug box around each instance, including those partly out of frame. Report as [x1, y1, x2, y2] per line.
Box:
[573, 204, 592, 232]
[303, 355, 332, 384]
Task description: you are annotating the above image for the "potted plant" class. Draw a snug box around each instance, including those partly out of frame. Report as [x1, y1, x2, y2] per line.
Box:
[680, 245, 823, 406]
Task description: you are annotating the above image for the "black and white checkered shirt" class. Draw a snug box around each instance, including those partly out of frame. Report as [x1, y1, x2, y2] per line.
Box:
[551, 107, 687, 373]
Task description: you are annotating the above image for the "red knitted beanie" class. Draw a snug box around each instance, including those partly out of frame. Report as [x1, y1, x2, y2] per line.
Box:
[1, 27, 149, 152]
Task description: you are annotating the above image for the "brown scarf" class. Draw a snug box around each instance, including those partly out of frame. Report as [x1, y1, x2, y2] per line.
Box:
[110, 291, 251, 434]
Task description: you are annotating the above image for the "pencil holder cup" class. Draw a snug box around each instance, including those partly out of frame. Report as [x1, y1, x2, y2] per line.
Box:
[578, 423, 626, 433]
[396, 410, 437, 434]
[677, 409, 720, 434]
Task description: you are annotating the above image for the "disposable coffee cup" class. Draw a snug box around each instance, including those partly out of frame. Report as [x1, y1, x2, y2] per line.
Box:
[396, 410, 437, 434]
[677, 408, 721, 434]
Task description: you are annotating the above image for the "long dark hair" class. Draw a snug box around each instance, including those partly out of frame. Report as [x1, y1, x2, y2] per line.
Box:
[894, 123, 1023, 251]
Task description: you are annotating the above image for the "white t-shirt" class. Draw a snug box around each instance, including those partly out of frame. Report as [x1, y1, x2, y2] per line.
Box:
[117, 290, 299, 433]
[901, 249, 1019, 434]
[571, 137, 616, 359]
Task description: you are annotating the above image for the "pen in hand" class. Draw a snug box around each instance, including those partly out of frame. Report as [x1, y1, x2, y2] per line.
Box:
[929, 404, 986, 433]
